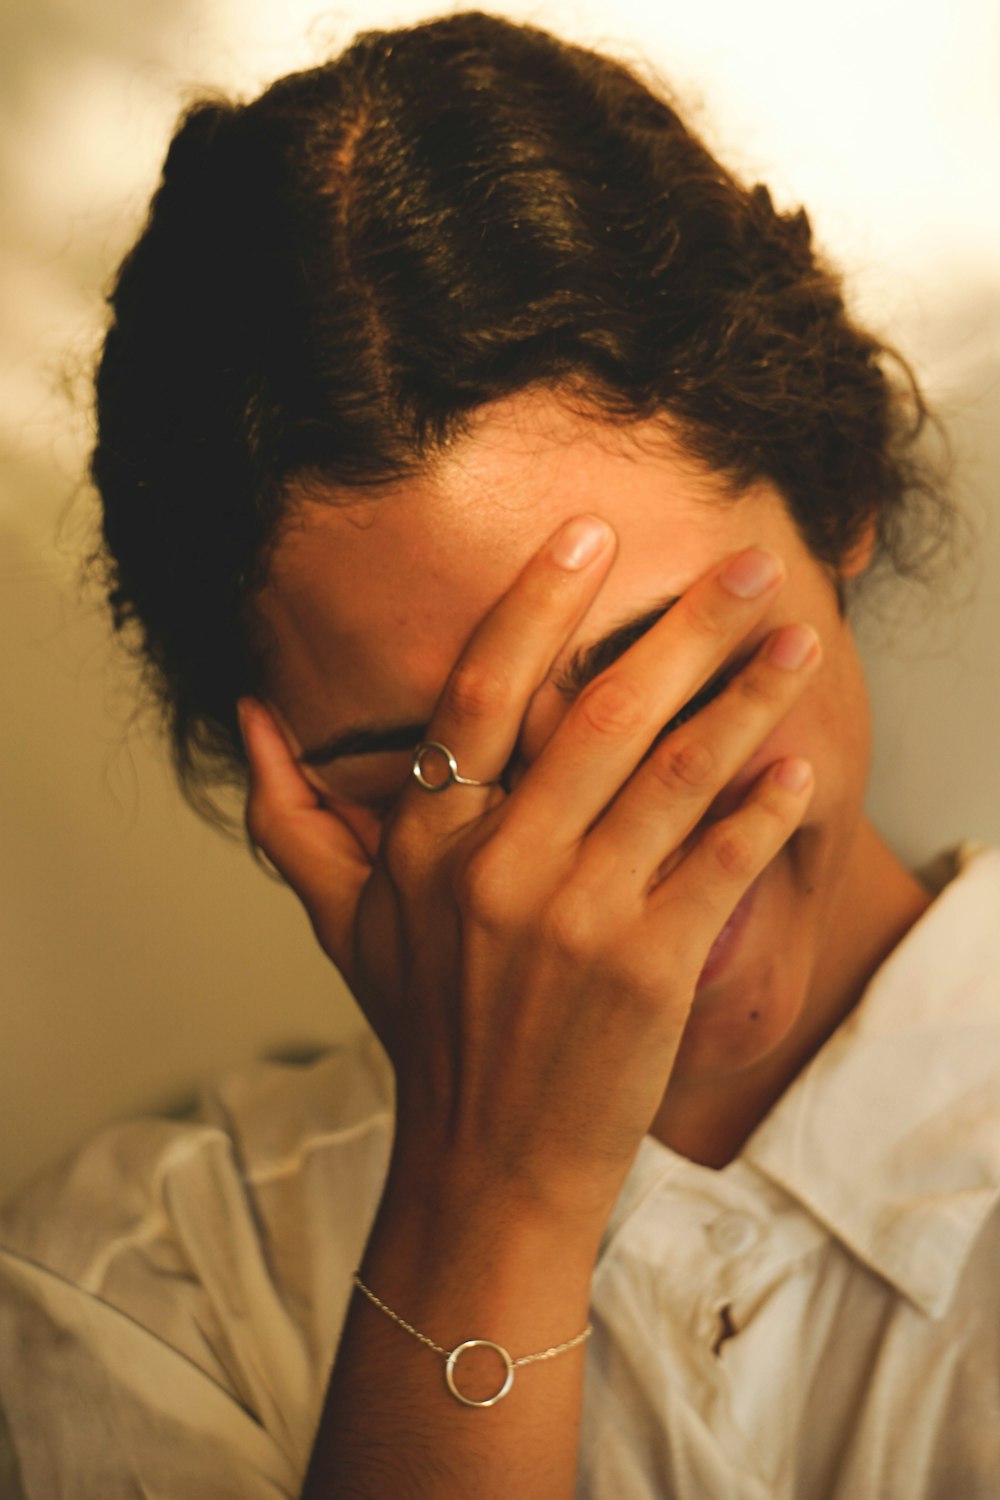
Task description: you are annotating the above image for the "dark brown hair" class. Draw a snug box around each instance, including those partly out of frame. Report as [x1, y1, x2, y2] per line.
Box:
[92, 10, 945, 818]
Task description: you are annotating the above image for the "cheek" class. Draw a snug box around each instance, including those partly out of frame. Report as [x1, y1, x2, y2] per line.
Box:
[680, 954, 804, 1071]
[780, 667, 872, 817]
[740, 644, 871, 800]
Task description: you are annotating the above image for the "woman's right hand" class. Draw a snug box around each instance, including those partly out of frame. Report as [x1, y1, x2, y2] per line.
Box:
[240, 515, 819, 1235]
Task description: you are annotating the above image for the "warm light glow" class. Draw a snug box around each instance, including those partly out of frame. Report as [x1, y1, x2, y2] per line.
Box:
[1, 0, 997, 1201]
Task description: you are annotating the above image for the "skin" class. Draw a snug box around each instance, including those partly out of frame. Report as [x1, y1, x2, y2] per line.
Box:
[240, 389, 931, 1496]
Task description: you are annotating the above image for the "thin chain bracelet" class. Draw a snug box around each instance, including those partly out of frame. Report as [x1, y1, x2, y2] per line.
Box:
[352, 1271, 593, 1408]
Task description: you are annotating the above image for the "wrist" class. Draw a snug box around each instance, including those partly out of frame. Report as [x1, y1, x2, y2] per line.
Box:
[360, 1149, 601, 1371]
[351, 1269, 593, 1409]
[385, 1103, 628, 1243]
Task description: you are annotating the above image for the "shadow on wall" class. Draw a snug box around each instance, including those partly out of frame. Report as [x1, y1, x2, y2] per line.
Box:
[1, 0, 998, 1201]
[861, 281, 1000, 866]
[0, 513, 361, 1207]
[0, 0, 366, 1206]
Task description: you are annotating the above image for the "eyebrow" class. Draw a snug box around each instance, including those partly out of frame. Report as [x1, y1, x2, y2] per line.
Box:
[553, 596, 678, 700]
[297, 595, 679, 768]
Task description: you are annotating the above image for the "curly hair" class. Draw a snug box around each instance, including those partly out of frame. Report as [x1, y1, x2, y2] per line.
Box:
[91, 10, 946, 819]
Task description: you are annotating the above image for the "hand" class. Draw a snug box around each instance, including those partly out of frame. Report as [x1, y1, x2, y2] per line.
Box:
[239, 517, 818, 1228]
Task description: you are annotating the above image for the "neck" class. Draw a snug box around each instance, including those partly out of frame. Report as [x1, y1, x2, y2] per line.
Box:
[652, 821, 932, 1169]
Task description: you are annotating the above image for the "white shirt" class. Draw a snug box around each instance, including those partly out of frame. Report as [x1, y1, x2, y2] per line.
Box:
[1, 846, 999, 1499]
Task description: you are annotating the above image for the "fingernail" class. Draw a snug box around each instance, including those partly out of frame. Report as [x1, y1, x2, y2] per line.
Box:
[720, 547, 782, 598]
[775, 757, 813, 792]
[551, 515, 612, 570]
[766, 623, 819, 670]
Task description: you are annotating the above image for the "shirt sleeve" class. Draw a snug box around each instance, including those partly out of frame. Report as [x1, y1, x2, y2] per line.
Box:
[0, 1247, 299, 1500]
[0, 1038, 394, 1500]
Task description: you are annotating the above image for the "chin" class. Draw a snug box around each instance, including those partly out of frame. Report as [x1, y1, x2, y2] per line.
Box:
[681, 962, 805, 1078]
[680, 877, 816, 1079]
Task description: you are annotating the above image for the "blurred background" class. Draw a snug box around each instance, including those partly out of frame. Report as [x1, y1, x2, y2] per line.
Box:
[2, 0, 998, 1203]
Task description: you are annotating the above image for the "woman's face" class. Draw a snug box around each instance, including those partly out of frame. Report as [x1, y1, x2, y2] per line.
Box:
[255, 391, 875, 1095]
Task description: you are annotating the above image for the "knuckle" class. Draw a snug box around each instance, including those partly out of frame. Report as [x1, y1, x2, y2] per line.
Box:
[733, 668, 781, 710]
[446, 658, 512, 725]
[456, 841, 517, 928]
[612, 957, 664, 1014]
[575, 674, 645, 740]
[541, 890, 601, 960]
[652, 734, 717, 791]
[680, 600, 728, 644]
[704, 820, 756, 880]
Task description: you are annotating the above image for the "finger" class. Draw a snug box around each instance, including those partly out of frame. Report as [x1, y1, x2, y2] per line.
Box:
[397, 514, 616, 822]
[577, 622, 821, 899]
[643, 755, 815, 964]
[508, 545, 786, 847]
[239, 697, 370, 966]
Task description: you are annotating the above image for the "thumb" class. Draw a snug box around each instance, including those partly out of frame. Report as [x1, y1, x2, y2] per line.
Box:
[238, 696, 370, 972]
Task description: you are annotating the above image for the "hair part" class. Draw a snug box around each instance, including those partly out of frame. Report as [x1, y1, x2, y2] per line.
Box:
[90, 10, 951, 824]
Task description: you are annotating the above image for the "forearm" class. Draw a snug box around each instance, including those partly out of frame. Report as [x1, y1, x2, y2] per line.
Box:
[248, 537, 817, 1497]
[301, 1154, 602, 1498]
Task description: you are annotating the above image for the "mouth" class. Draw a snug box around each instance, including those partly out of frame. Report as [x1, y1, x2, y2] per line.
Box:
[696, 875, 761, 988]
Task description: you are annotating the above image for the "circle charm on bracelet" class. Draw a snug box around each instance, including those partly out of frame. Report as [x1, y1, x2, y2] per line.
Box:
[445, 1339, 516, 1407]
[411, 740, 500, 792]
[351, 1269, 592, 1408]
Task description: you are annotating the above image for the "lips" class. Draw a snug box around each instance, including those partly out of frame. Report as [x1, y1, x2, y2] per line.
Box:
[696, 877, 760, 987]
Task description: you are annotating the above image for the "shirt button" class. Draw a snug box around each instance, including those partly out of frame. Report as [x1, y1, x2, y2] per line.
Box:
[708, 1212, 760, 1255]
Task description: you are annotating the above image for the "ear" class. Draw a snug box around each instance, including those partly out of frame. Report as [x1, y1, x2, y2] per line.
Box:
[838, 515, 878, 580]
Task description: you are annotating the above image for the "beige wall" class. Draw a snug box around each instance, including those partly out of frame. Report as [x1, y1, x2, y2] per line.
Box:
[2, 0, 999, 1204]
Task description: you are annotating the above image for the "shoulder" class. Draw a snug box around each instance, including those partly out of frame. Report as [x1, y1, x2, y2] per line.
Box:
[872, 842, 1000, 1011]
[0, 1032, 393, 1488]
[1, 1029, 393, 1288]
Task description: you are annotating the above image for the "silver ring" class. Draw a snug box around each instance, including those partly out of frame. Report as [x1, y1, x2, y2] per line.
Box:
[445, 1340, 516, 1407]
[411, 741, 499, 793]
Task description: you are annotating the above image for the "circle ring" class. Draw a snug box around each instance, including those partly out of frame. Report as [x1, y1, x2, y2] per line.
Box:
[445, 1339, 516, 1407]
[412, 741, 498, 793]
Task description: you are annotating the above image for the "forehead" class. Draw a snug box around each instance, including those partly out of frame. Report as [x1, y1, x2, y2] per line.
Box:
[254, 392, 772, 747]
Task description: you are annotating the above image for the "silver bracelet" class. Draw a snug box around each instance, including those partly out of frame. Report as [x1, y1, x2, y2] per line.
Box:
[352, 1271, 593, 1408]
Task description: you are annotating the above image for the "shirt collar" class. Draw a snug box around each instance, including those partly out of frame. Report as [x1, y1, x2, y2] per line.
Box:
[743, 843, 1000, 1319]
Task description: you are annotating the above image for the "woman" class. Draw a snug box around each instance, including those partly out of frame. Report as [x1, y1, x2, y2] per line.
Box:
[1, 11, 996, 1499]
